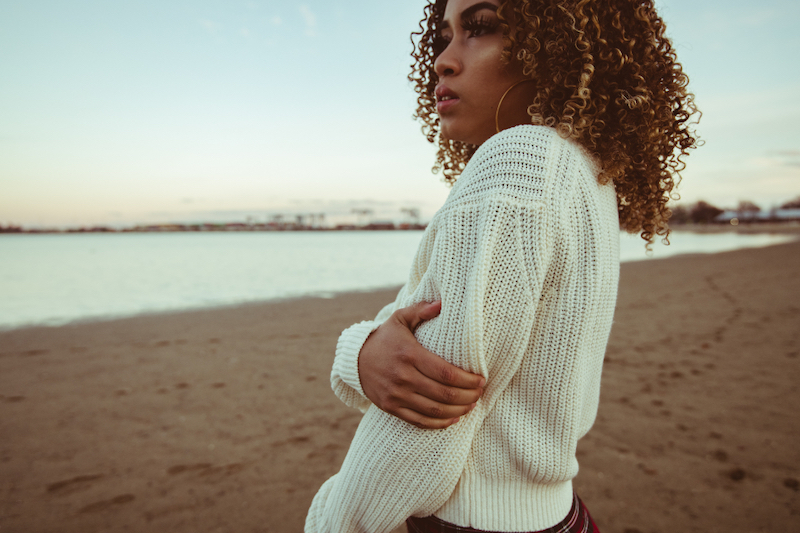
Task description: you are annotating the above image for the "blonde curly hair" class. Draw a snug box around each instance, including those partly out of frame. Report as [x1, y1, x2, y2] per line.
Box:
[409, 0, 700, 244]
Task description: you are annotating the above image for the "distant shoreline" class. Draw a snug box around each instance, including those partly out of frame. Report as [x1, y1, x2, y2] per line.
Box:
[4, 221, 800, 235]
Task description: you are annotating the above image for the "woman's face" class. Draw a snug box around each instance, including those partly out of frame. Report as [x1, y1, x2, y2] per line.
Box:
[434, 0, 531, 146]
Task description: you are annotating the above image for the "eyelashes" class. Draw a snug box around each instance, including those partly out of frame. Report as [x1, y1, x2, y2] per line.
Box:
[462, 14, 499, 37]
[433, 13, 499, 55]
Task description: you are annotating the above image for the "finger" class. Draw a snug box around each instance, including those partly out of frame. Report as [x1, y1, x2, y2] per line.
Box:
[394, 407, 461, 430]
[414, 347, 485, 390]
[395, 300, 442, 331]
[415, 300, 442, 322]
[414, 376, 483, 406]
[402, 393, 476, 420]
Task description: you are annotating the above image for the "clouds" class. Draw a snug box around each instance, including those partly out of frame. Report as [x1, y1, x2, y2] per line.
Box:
[195, 4, 315, 43]
[768, 151, 800, 168]
[199, 19, 220, 36]
[299, 5, 317, 37]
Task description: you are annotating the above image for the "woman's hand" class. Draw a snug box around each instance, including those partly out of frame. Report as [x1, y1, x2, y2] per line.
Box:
[358, 300, 485, 429]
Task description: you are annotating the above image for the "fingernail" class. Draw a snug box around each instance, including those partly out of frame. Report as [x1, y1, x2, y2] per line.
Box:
[469, 403, 477, 411]
[479, 378, 486, 388]
[451, 417, 460, 425]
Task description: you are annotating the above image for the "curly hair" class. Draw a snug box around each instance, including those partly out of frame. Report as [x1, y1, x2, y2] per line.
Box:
[409, 0, 700, 245]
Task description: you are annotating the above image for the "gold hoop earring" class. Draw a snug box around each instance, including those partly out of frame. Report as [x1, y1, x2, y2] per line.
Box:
[495, 79, 536, 134]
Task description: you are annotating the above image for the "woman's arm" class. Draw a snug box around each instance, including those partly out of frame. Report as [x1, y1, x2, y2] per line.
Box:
[330, 288, 485, 423]
[306, 193, 551, 533]
[358, 301, 485, 428]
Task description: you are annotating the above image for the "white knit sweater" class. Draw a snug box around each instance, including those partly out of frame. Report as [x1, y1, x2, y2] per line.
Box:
[305, 125, 620, 533]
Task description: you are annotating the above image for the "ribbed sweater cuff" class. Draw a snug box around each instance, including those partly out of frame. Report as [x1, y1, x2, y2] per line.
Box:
[434, 475, 573, 532]
[331, 321, 379, 407]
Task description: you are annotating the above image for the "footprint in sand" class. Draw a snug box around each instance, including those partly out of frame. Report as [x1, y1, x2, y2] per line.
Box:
[711, 449, 728, 462]
[2, 396, 25, 403]
[78, 494, 135, 513]
[167, 463, 211, 475]
[167, 463, 244, 481]
[636, 463, 658, 476]
[727, 467, 746, 481]
[47, 474, 104, 495]
[271, 435, 311, 447]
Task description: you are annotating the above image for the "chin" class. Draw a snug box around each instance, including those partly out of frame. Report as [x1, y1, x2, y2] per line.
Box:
[440, 123, 472, 146]
[440, 119, 491, 146]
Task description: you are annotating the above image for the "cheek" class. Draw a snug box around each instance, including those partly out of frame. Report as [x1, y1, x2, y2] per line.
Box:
[474, 49, 516, 100]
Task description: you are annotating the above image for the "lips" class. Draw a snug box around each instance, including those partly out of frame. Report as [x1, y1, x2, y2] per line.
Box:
[436, 85, 459, 113]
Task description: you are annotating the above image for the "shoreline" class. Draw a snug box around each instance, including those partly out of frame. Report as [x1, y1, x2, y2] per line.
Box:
[3, 235, 798, 333]
[0, 285, 405, 335]
[667, 221, 800, 235]
[1, 242, 798, 532]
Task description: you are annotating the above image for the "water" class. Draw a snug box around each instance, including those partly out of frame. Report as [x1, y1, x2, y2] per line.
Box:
[0, 230, 795, 330]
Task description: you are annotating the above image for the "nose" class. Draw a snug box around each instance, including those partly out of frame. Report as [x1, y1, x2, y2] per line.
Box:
[434, 41, 461, 78]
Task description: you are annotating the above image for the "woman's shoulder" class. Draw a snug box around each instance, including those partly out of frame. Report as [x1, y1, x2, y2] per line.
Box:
[475, 124, 596, 172]
[448, 125, 596, 207]
[478, 124, 560, 156]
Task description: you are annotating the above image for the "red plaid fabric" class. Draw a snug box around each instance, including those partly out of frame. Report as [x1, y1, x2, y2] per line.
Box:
[405, 493, 600, 533]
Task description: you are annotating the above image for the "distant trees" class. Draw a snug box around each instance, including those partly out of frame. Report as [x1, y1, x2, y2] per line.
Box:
[689, 201, 724, 224]
[669, 204, 691, 224]
[781, 196, 800, 209]
[669, 199, 768, 225]
[736, 200, 761, 214]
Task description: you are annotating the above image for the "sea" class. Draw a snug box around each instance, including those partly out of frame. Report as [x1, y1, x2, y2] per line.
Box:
[0, 230, 795, 330]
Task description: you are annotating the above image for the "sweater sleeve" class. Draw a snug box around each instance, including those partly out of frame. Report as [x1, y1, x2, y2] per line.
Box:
[305, 151, 555, 532]
[330, 299, 400, 412]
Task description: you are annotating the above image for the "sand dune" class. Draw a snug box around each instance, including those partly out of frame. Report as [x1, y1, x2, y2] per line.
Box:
[1, 241, 798, 532]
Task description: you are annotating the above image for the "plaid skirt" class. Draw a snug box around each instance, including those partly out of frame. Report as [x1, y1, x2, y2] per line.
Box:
[405, 493, 600, 533]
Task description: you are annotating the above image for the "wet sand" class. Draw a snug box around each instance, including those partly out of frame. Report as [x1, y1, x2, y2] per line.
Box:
[1, 241, 798, 532]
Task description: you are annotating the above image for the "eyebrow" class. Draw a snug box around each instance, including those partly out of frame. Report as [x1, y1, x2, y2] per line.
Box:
[440, 1, 499, 30]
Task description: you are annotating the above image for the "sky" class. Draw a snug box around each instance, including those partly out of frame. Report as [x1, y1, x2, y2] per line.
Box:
[1, 0, 798, 228]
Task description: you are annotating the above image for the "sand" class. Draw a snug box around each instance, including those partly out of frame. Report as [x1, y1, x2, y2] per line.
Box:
[1, 241, 798, 533]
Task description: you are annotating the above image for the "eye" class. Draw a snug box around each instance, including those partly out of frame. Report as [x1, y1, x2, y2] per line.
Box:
[463, 14, 498, 38]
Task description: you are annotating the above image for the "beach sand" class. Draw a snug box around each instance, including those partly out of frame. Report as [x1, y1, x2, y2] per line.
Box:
[1, 241, 798, 533]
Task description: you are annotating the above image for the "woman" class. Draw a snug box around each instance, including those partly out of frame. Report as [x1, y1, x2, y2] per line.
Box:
[306, 0, 698, 531]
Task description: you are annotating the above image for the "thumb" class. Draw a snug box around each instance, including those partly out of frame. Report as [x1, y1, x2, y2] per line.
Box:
[396, 300, 442, 331]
